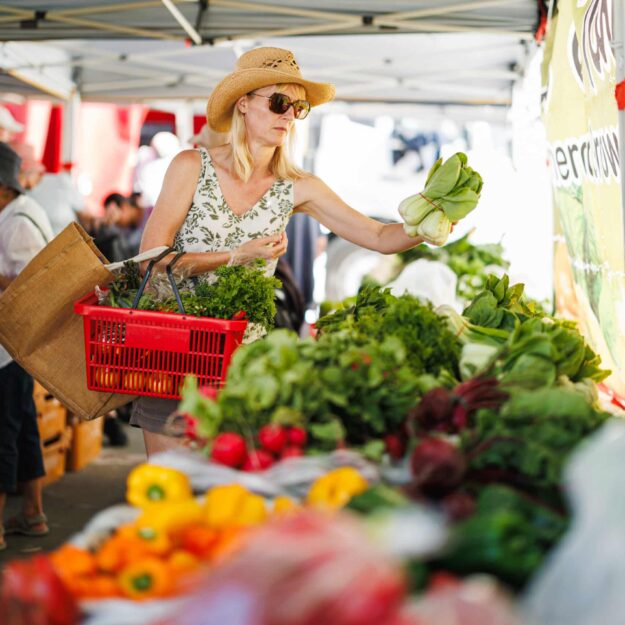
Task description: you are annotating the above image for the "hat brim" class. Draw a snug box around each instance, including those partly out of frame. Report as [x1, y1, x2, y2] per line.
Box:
[207, 68, 335, 132]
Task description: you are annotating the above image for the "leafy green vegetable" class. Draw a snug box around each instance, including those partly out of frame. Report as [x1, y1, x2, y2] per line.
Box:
[435, 484, 567, 588]
[103, 259, 280, 331]
[463, 274, 543, 330]
[195, 262, 280, 330]
[461, 387, 610, 499]
[317, 286, 461, 380]
[399, 153, 483, 245]
[183, 328, 422, 451]
[347, 484, 410, 515]
[106, 260, 142, 308]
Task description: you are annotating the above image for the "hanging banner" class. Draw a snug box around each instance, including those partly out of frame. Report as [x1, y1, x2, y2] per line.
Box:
[543, 0, 625, 397]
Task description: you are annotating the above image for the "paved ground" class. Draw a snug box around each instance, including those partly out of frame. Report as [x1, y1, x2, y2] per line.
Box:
[0, 421, 146, 563]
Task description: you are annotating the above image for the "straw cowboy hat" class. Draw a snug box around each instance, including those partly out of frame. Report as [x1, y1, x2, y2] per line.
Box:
[207, 47, 335, 132]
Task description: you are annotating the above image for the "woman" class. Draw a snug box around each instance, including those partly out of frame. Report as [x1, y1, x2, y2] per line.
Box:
[134, 47, 431, 456]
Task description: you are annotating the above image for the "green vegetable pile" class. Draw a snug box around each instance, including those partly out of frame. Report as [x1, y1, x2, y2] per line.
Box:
[181, 328, 422, 459]
[462, 387, 610, 503]
[435, 485, 568, 588]
[103, 259, 281, 331]
[316, 285, 462, 381]
[438, 274, 609, 390]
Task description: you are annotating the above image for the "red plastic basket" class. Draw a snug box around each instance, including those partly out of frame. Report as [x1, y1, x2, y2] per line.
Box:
[74, 293, 247, 400]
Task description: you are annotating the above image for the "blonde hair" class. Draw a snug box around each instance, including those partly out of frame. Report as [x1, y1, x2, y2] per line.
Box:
[230, 83, 307, 182]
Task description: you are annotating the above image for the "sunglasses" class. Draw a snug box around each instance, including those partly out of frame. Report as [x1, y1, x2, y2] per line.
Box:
[249, 92, 311, 120]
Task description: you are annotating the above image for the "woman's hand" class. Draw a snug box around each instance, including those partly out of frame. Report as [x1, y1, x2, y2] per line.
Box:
[232, 232, 288, 264]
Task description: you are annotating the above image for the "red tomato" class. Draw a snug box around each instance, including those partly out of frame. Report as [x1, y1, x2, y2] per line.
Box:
[210, 433, 247, 468]
[258, 425, 287, 454]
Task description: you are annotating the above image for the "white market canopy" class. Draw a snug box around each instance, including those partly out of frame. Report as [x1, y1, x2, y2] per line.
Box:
[0, 1, 540, 107]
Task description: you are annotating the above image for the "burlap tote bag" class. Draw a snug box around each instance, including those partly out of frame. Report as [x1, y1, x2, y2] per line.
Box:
[0, 222, 164, 420]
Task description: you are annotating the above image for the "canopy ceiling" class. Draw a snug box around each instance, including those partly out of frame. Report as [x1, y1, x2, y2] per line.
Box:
[0, 1, 541, 107]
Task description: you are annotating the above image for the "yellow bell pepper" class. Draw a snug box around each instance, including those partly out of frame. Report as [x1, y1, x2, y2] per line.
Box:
[307, 467, 368, 509]
[126, 464, 192, 508]
[237, 493, 268, 526]
[203, 484, 267, 529]
[273, 496, 298, 515]
[134, 499, 203, 538]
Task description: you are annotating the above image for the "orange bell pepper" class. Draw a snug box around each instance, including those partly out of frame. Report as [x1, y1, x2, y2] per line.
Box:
[95, 533, 151, 573]
[179, 524, 220, 559]
[118, 558, 174, 600]
[50, 545, 97, 581]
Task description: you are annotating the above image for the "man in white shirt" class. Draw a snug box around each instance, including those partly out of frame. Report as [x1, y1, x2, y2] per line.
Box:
[0, 142, 53, 550]
[29, 166, 86, 236]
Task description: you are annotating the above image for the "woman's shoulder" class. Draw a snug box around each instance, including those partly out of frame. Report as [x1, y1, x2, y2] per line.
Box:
[164, 149, 203, 181]
[171, 148, 202, 166]
[293, 173, 329, 203]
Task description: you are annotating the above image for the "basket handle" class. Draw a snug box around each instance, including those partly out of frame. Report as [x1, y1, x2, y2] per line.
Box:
[131, 246, 175, 309]
[165, 252, 187, 314]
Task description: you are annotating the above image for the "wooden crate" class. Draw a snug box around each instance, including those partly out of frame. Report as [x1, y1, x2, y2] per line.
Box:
[33, 380, 61, 415]
[66, 417, 104, 472]
[41, 427, 73, 487]
[38, 405, 67, 445]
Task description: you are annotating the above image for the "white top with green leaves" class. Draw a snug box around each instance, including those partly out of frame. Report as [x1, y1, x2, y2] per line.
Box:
[173, 147, 293, 342]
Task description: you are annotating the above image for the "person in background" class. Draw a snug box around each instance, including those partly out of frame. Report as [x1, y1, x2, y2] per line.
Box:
[92, 192, 145, 263]
[0, 142, 53, 550]
[29, 162, 86, 236]
[135, 132, 181, 210]
[0, 106, 23, 143]
[9, 141, 44, 191]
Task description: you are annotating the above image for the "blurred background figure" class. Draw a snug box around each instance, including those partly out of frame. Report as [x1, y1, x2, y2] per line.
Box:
[0, 142, 53, 549]
[29, 162, 86, 236]
[189, 123, 228, 150]
[9, 142, 44, 191]
[92, 192, 145, 263]
[135, 131, 180, 210]
[0, 106, 23, 143]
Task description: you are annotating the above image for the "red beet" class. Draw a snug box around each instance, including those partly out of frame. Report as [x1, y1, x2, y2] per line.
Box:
[384, 433, 407, 460]
[410, 437, 466, 498]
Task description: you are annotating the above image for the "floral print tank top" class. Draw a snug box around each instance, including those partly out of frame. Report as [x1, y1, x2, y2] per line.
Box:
[173, 147, 293, 342]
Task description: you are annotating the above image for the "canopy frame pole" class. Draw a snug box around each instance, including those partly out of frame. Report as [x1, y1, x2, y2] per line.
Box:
[614, 0, 625, 247]
[61, 91, 80, 166]
[161, 0, 202, 44]
[44, 12, 183, 40]
[383, 0, 521, 21]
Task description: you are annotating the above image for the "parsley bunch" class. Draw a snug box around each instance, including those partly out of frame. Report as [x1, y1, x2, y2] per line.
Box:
[317, 285, 461, 379]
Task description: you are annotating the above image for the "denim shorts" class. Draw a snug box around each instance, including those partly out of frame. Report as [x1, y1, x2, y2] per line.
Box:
[0, 362, 46, 492]
[129, 396, 182, 436]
